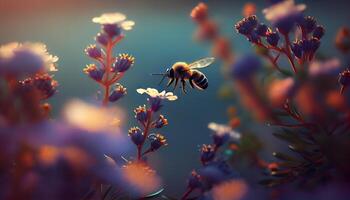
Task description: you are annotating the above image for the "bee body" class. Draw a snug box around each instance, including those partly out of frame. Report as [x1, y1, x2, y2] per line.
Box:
[158, 57, 214, 93]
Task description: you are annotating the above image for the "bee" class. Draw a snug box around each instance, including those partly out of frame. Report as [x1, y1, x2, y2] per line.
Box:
[153, 57, 215, 93]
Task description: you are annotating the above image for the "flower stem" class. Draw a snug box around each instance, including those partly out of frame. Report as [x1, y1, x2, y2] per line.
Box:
[181, 188, 194, 200]
[137, 109, 153, 161]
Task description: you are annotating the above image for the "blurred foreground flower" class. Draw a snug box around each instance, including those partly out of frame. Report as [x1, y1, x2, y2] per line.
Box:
[0, 42, 58, 76]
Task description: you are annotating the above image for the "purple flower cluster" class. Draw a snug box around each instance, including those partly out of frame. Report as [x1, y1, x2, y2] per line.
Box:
[235, 1, 325, 73]
[84, 12, 135, 106]
[128, 88, 176, 161]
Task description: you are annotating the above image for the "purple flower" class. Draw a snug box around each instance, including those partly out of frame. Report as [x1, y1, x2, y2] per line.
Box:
[291, 41, 303, 59]
[208, 123, 241, 148]
[134, 105, 148, 123]
[33, 74, 58, 99]
[339, 68, 350, 86]
[231, 54, 261, 79]
[149, 134, 167, 151]
[298, 16, 317, 34]
[95, 32, 109, 46]
[108, 84, 127, 102]
[85, 45, 103, 59]
[255, 23, 269, 37]
[0, 42, 58, 76]
[112, 53, 135, 73]
[187, 171, 202, 189]
[266, 31, 280, 46]
[200, 144, 216, 164]
[102, 24, 122, 38]
[128, 127, 144, 146]
[313, 25, 325, 39]
[152, 115, 168, 129]
[263, 0, 306, 34]
[235, 15, 258, 35]
[83, 64, 104, 82]
[301, 37, 320, 59]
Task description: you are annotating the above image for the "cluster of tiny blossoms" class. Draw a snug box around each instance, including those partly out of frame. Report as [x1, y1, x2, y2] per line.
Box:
[181, 123, 242, 200]
[129, 88, 177, 161]
[235, 0, 325, 73]
[84, 13, 135, 106]
[0, 42, 58, 124]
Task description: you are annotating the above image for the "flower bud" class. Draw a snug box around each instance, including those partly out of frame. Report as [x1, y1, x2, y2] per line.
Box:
[134, 105, 148, 123]
[109, 84, 127, 102]
[33, 74, 58, 99]
[298, 16, 317, 34]
[95, 32, 109, 46]
[102, 23, 122, 38]
[149, 134, 167, 151]
[153, 115, 168, 129]
[266, 32, 280, 46]
[255, 23, 268, 37]
[128, 127, 144, 146]
[313, 25, 325, 39]
[291, 41, 303, 59]
[83, 64, 104, 82]
[85, 45, 102, 59]
[200, 144, 215, 164]
[187, 171, 202, 189]
[190, 3, 208, 23]
[112, 54, 135, 73]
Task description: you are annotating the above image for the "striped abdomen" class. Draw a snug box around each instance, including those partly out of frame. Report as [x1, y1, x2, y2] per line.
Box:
[190, 70, 208, 90]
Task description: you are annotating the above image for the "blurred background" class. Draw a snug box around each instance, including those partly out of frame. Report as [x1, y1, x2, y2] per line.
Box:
[1, 0, 350, 196]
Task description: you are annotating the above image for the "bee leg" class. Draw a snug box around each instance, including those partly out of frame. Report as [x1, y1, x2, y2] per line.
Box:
[166, 78, 174, 88]
[173, 78, 179, 91]
[181, 79, 187, 94]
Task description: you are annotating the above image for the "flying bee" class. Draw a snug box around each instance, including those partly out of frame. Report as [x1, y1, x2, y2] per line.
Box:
[152, 57, 215, 93]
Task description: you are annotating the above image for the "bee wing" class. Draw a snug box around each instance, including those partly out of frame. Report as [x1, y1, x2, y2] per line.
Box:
[188, 57, 215, 69]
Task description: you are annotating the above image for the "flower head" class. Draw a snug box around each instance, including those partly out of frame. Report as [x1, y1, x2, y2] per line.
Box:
[153, 115, 168, 129]
[266, 31, 280, 46]
[263, 0, 306, 34]
[309, 58, 341, 77]
[0, 42, 58, 75]
[191, 3, 208, 23]
[230, 54, 261, 79]
[92, 12, 135, 38]
[32, 74, 58, 99]
[121, 162, 162, 197]
[137, 88, 177, 112]
[187, 170, 202, 189]
[149, 134, 167, 151]
[339, 68, 350, 88]
[85, 44, 103, 59]
[200, 144, 216, 164]
[136, 88, 178, 101]
[109, 84, 127, 102]
[134, 105, 148, 124]
[95, 32, 109, 46]
[112, 53, 135, 73]
[235, 15, 258, 36]
[208, 122, 241, 147]
[83, 64, 104, 82]
[128, 127, 145, 146]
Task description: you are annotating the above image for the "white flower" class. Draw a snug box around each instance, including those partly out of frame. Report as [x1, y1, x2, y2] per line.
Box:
[263, 0, 306, 23]
[92, 12, 135, 30]
[208, 122, 241, 140]
[0, 42, 58, 75]
[309, 58, 341, 76]
[136, 88, 178, 101]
